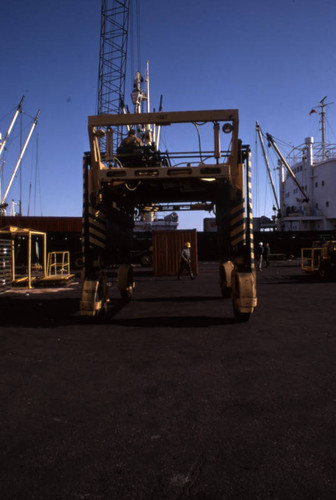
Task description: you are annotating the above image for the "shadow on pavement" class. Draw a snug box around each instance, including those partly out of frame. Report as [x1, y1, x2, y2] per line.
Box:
[259, 273, 336, 285]
[111, 315, 236, 327]
[135, 295, 221, 303]
[0, 295, 235, 328]
[0, 297, 81, 328]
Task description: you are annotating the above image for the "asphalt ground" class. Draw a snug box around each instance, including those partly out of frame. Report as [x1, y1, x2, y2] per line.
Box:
[0, 261, 336, 499]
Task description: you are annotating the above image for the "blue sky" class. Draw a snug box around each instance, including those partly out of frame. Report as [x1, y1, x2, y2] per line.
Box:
[1, 0, 336, 229]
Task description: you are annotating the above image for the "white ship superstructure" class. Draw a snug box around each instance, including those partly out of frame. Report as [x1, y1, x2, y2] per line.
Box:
[259, 97, 336, 232]
[280, 136, 336, 231]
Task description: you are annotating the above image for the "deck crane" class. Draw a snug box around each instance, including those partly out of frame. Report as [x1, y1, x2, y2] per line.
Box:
[0, 97, 25, 207]
[255, 122, 280, 215]
[266, 132, 309, 203]
[0, 103, 40, 214]
[80, 1, 257, 321]
[0, 96, 25, 159]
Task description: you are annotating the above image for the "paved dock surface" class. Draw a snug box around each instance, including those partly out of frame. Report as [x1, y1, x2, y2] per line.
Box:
[1, 261, 336, 499]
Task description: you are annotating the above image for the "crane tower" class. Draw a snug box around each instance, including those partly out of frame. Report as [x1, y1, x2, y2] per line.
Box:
[97, 0, 130, 151]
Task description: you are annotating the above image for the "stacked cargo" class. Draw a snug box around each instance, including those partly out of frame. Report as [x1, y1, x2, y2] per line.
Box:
[0, 239, 12, 292]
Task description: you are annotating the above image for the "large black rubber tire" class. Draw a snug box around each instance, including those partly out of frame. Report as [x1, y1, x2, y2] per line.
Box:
[319, 264, 330, 280]
[221, 286, 231, 299]
[94, 275, 107, 318]
[233, 303, 251, 323]
[232, 274, 251, 323]
[120, 288, 133, 301]
[118, 264, 134, 301]
[140, 253, 152, 267]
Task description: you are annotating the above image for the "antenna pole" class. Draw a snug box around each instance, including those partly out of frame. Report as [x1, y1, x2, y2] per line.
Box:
[320, 96, 327, 160]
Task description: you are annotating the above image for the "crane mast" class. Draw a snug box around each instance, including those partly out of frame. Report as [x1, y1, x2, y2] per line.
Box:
[97, 0, 130, 152]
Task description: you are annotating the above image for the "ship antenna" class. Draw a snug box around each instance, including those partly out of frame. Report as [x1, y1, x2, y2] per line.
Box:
[316, 96, 334, 160]
[320, 96, 327, 160]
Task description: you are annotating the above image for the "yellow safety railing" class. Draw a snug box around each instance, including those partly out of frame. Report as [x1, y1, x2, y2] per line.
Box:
[47, 251, 71, 277]
[301, 247, 322, 273]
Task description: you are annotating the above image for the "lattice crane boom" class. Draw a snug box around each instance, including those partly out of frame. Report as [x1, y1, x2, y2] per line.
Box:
[97, 0, 130, 152]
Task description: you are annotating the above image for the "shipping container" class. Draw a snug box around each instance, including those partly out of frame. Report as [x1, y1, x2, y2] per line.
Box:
[152, 230, 198, 276]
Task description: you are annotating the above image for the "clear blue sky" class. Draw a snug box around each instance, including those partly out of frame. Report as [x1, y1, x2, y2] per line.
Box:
[1, 0, 335, 229]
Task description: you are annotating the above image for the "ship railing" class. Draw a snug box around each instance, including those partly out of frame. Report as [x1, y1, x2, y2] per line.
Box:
[109, 148, 231, 169]
[160, 149, 231, 167]
[286, 142, 336, 165]
[312, 144, 336, 163]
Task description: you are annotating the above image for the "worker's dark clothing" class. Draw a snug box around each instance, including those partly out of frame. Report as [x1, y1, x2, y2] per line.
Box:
[264, 244, 270, 267]
[255, 245, 264, 270]
[177, 247, 194, 279]
[121, 134, 143, 147]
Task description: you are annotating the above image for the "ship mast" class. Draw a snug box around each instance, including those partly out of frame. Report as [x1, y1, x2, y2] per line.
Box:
[320, 96, 327, 160]
[312, 96, 334, 160]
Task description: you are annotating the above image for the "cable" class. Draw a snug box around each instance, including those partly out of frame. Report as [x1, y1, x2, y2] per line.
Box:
[254, 129, 259, 217]
[261, 129, 292, 150]
[0, 107, 16, 124]
[125, 181, 141, 191]
[35, 132, 43, 216]
[19, 109, 22, 214]
[326, 117, 336, 142]
[192, 122, 203, 162]
[27, 132, 37, 216]
[130, 0, 134, 82]
[136, 0, 141, 71]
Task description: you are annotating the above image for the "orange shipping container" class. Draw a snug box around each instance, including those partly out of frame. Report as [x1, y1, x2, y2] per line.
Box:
[152, 229, 198, 277]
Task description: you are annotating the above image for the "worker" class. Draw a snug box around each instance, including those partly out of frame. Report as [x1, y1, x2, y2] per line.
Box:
[120, 128, 143, 147]
[256, 242, 264, 271]
[264, 242, 270, 267]
[177, 241, 195, 280]
[143, 130, 152, 145]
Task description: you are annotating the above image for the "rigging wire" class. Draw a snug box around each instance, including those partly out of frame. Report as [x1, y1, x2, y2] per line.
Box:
[136, 0, 141, 72]
[326, 116, 336, 142]
[130, 0, 134, 85]
[263, 172, 269, 217]
[34, 132, 43, 216]
[254, 129, 259, 217]
[268, 144, 280, 213]
[309, 114, 320, 142]
[192, 122, 203, 162]
[0, 159, 4, 202]
[3, 113, 37, 149]
[27, 133, 35, 215]
[256, 123, 282, 218]
[19, 108, 23, 215]
[260, 129, 292, 150]
[21, 110, 37, 121]
[0, 107, 17, 125]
